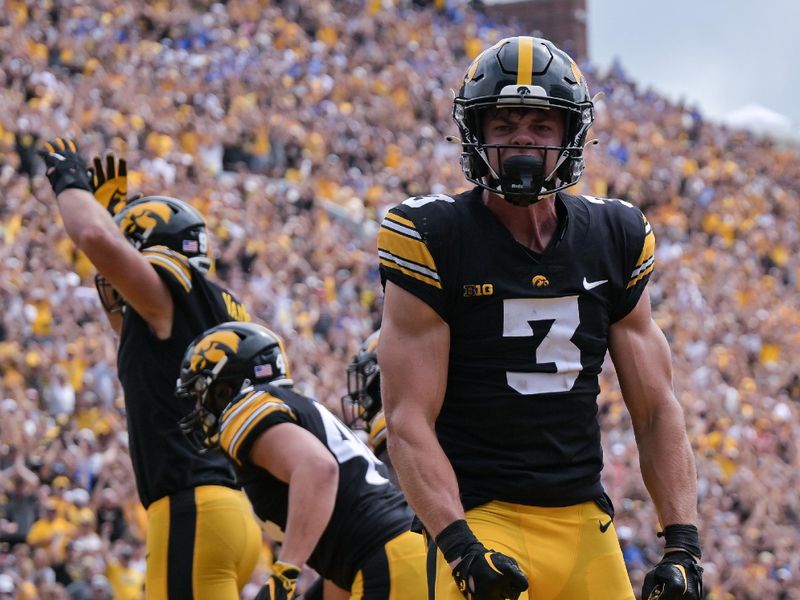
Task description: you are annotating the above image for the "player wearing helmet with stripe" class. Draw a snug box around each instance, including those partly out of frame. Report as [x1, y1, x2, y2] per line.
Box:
[39, 139, 261, 599]
[377, 37, 702, 600]
[177, 322, 427, 600]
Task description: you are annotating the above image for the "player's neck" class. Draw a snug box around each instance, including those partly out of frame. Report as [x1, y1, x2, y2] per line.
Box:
[483, 191, 558, 254]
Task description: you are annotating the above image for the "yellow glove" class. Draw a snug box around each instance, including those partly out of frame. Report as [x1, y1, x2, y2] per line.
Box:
[89, 153, 129, 215]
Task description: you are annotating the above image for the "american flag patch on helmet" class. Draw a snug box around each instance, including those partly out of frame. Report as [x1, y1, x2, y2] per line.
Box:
[254, 364, 273, 378]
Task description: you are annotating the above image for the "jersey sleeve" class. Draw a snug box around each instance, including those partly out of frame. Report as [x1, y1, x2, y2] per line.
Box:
[377, 195, 457, 320]
[142, 246, 194, 298]
[218, 389, 298, 466]
[609, 210, 655, 322]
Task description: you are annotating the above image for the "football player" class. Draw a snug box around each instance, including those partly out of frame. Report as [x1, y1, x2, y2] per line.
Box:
[340, 330, 396, 483]
[38, 139, 261, 599]
[377, 37, 702, 600]
[176, 322, 427, 600]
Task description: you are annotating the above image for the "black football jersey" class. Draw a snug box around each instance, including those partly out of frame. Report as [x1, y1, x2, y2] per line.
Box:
[218, 384, 413, 590]
[117, 246, 251, 508]
[378, 188, 655, 510]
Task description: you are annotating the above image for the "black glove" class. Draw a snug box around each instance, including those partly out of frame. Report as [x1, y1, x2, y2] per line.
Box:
[89, 152, 129, 215]
[435, 520, 528, 600]
[255, 560, 300, 600]
[642, 525, 703, 600]
[38, 137, 92, 195]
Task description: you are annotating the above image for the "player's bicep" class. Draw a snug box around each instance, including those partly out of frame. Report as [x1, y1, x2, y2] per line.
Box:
[379, 281, 450, 428]
[248, 422, 337, 484]
[608, 291, 675, 427]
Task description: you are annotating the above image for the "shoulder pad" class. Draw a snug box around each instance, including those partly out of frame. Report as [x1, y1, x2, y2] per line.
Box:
[580, 194, 636, 210]
[399, 194, 456, 209]
[142, 246, 192, 292]
[219, 389, 296, 462]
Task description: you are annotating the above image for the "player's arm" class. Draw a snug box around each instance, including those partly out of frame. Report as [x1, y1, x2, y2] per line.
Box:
[39, 139, 174, 338]
[379, 281, 460, 537]
[610, 290, 703, 599]
[609, 290, 698, 529]
[381, 282, 528, 599]
[57, 188, 174, 338]
[247, 423, 338, 569]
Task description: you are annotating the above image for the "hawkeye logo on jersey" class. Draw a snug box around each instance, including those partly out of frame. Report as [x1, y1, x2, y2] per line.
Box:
[463, 284, 494, 297]
[532, 275, 550, 287]
[190, 331, 240, 371]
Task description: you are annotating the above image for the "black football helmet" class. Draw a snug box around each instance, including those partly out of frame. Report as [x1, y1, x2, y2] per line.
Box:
[113, 195, 213, 273]
[341, 330, 381, 429]
[176, 322, 292, 450]
[453, 36, 595, 205]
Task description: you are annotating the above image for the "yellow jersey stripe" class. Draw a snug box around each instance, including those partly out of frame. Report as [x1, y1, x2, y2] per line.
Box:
[220, 390, 296, 461]
[517, 36, 534, 85]
[627, 226, 656, 288]
[378, 255, 442, 289]
[368, 413, 387, 453]
[385, 212, 415, 229]
[228, 402, 295, 460]
[143, 251, 192, 292]
[378, 226, 438, 274]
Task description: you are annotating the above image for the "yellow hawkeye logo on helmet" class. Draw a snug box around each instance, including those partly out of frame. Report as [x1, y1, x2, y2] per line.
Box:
[119, 202, 173, 235]
[190, 331, 241, 372]
[569, 57, 584, 85]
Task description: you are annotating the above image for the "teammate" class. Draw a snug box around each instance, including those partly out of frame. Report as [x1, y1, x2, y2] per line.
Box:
[377, 37, 703, 600]
[38, 139, 261, 599]
[341, 330, 396, 482]
[176, 322, 427, 600]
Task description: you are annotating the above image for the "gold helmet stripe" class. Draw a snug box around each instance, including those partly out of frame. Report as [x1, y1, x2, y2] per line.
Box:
[516, 36, 534, 86]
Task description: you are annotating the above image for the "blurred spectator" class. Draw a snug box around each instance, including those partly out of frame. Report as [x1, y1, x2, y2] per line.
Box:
[0, 573, 15, 599]
[44, 368, 75, 419]
[25, 501, 76, 563]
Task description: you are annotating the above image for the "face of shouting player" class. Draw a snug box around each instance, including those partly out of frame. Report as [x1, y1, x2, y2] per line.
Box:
[481, 106, 566, 200]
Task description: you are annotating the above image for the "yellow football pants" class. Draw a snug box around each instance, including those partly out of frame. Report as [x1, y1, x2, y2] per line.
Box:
[430, 500, 635, 600]
[145, 485, 262, 599]
[350, 529, 428, 599]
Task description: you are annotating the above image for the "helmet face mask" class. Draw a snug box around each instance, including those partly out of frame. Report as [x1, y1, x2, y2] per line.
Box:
[176, 322, 293, 451]
[341, 330, 381, 430]
[453, 36, 594, 206]
[113, 196, 214, 273]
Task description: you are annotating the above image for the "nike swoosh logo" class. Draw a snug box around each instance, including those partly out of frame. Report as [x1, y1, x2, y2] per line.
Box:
[599, 519, 613, 533]
[583, 277, 608, 290]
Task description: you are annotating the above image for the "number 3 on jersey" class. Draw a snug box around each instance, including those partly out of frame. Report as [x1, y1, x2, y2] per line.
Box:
[503, 296, 582, 394]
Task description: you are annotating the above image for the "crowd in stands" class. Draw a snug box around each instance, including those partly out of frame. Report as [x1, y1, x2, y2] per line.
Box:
[1, 0, 798, 598]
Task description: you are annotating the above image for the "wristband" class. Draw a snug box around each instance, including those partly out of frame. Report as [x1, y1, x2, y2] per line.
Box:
[658, 524, 701, 559]
[434, 519, 480, 563]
